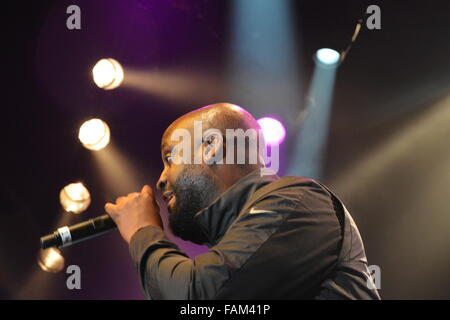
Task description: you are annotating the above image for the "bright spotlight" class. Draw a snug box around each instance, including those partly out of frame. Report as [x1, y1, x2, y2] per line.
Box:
[257, 117, 286, 145]
[59, 182, 91, 214]
[92, 58, 124, 90]
[316, 48, 340, 66]
[78, 118, 110, 151]
[37, 248, 65, 273]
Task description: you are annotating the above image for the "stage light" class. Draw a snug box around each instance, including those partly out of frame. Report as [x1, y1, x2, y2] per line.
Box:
[78, 118, 110, 151]
[229, 0, 301, 123]
[92, 58, 124, 90]
[59, 182, 91, 214]
[286, 40, 346, 179]
[316, 48, 340, 66]
[288, 48, 340, 179]
[37, 248, 65, 273]
[257, 117, 286, 145]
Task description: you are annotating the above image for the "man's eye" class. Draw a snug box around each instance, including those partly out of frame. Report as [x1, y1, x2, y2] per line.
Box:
[164, 155, 172, 163]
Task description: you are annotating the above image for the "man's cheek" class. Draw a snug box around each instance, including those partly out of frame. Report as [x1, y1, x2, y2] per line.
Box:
[170, 166, 185, 188]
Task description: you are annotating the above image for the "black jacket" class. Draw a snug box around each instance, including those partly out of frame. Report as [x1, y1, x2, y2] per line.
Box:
[129, 171, 381, 299]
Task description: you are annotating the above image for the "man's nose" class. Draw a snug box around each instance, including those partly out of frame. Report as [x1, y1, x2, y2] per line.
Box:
[156, 172, 167, 192]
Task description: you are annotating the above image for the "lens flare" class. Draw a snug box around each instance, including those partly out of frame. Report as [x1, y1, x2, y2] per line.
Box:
[37, 248, 65, 273]
[59, 182, 91, 214]
[92, 58, 124, 90]
[78, 118, 110, 151]
[316, 48, 340, 66]
[257, 117, 286, 145]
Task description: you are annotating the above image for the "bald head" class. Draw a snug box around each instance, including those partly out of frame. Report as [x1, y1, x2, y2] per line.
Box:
[163, 102, 266, 174]
[162, 102, 262, 144]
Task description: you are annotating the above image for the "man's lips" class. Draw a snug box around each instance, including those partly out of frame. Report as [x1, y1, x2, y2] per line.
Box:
[162, 191, 175, 206]
[168, 195, 175, 208]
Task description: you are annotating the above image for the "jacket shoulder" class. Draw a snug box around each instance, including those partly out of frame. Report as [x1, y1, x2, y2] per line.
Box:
[242, 175, 334, 215]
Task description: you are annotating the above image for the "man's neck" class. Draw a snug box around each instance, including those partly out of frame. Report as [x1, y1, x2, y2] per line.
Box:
[215, 165, 261, 193]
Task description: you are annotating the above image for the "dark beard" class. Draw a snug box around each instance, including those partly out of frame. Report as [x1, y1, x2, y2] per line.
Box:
[169, 166, 220, 245]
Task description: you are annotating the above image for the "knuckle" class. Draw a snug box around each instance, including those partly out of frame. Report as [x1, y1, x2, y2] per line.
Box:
[143, 185, 152, 193]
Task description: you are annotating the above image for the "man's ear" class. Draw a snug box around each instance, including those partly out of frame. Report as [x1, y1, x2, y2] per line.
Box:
[203, 129, 224, 165]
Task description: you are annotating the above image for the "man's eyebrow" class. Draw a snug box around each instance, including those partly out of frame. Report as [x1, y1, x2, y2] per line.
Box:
[161, 144, 172, 154]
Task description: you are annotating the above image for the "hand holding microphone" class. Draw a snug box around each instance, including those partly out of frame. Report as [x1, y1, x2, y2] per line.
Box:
[105, 185, 163, 244]
[40, 185, 163, 249]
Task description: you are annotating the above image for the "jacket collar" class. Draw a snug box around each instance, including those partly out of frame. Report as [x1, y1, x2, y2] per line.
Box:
[193, 169, 279, 247]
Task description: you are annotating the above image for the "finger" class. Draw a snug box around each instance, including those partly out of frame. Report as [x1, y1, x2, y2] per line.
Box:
[142, 185, 152, 195]
[127, 192, 140, 199]
[116, 196, 126, 205]
[104, 203, 116, 214]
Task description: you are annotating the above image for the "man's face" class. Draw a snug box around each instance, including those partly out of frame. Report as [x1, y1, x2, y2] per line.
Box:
[156, 122, 220, 244]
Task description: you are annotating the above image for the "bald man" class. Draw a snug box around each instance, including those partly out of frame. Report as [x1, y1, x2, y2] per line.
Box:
[105, 103, 381, 300]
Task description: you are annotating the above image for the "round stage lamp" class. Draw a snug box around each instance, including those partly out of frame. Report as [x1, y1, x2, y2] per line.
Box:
[37, 248, 65, 273]
[315, 48, 340, 67]
[257, 117, 286, 146]
[78, 118, 110, 151]
[92, 58, 124, 90]
[59, 182, 91, 214]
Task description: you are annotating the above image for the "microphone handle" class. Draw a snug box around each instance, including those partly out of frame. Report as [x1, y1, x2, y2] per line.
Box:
[40, 214, 117, 249]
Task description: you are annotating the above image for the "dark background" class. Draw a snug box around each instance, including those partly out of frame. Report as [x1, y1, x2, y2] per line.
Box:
[1, 0, 449, 299]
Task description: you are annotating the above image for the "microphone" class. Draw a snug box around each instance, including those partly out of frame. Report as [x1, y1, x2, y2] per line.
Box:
[40, 214, 117, 249]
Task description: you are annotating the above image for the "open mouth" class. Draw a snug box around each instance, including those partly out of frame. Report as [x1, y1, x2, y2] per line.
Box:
[167, 194, 175, 207]
[163, 192, 175, 208]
